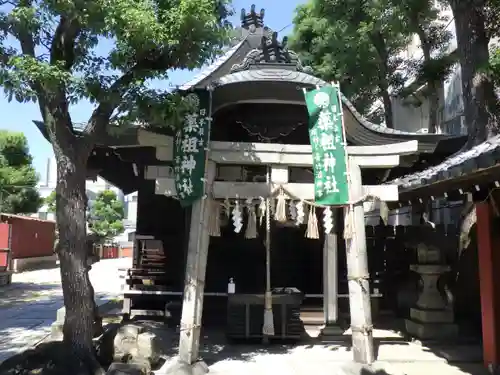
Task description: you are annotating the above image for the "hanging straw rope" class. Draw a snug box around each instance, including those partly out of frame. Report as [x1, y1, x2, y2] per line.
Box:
[245, 200, 258, 239]
[305, 206, 319, 239]
[274, 188, 287, 223]
[279, 184, 379, 210]
[207, 199, 221, 237]
[258, 197, 266, 225]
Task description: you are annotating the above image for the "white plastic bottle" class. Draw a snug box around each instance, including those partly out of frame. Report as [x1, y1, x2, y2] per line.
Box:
[228, 278, 235, 294]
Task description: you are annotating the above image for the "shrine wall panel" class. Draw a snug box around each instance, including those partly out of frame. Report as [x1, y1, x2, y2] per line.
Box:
[136, 179, 188, 289]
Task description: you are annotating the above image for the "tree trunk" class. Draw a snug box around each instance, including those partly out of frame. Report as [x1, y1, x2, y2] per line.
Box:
[370, 32, 394, 129]
[426, 81, 439, 133]
[417, 33, 439, 134]
[54, 144, 104, 375]
[380, 88, 394, 129]
[448, 0, 500, 145]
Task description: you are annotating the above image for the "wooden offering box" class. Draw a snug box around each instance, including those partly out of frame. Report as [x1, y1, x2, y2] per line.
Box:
[226, 288, 304, 340]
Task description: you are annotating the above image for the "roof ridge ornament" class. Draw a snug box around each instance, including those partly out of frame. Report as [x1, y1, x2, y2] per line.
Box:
[230, 29, 313, 73]
[241, 4, 265, 30]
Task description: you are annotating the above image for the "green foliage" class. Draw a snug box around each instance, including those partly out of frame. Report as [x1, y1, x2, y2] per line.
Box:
[0, 130, 42, 214]
[291, 0, 453, 128]
[0, 0, 233, 135]
[290, 0, 410, 124]
[483, 45, 500, 88]
[391, 0, 454, 94]
[88, 189, 125, 240]
[45, 190, 56, 213]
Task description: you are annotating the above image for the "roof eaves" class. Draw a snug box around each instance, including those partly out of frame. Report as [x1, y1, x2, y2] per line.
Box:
[178, 39, 247, 91]
[390, 135, 500, 191]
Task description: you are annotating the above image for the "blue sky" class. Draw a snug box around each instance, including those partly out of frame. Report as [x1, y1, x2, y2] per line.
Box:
[0, 0, 306, 176]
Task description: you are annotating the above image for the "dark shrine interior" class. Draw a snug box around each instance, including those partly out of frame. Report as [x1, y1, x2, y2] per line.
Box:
[86, 101, 470, 322]
[112, 102, 393, 319]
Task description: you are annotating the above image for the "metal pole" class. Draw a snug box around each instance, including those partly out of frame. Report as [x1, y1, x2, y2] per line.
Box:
[262, 164, 274, 341]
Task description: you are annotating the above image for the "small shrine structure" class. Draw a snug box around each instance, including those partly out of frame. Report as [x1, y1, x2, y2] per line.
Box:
[391, 135, 500, 372]
[35, 4, 468, 373]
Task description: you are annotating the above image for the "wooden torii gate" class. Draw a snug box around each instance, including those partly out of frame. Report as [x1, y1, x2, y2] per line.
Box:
[138, 129, 418, 370]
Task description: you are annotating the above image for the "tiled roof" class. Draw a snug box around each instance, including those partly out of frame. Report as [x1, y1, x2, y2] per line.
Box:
[391, 135, 500, 191]
[178, 40, 246, 90]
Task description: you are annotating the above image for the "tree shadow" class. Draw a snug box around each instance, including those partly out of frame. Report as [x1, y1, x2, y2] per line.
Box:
[0, 283, 63, 364]
[0, 261, 124, 366]
[0, 341, 88, 375]
[0, 282, 61, 309]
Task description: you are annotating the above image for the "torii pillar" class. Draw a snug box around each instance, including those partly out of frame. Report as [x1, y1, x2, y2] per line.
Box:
[476, 201, 500, 372]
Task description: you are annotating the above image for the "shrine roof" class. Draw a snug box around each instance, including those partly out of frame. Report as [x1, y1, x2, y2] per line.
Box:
[178, 4, 466, 154]
[178, 39, 248, 90]
[390, 135, 500, 200]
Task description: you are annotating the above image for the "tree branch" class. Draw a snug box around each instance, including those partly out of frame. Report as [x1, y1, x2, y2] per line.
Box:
[84, 50, 177, 140]
[50, 16, 81, 70]
[84, 66, 141, 140]
[16, 0, 35, 57]
[13, 2, 79, 149]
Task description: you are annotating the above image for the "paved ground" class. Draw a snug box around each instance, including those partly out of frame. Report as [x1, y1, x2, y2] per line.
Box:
[0, 257, 131, 363]
[0, 257, 490, 374]
[147, 326, 488, 375]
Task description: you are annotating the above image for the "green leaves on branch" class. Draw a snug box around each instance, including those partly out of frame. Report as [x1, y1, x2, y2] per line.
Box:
[108, 87, 202, 135]
[0, 0, 233, 131]
[45, 190, 56, 213]
[88, 189, 125, 240]
[291, 0, 411, 126]
[0, 130, 42, 214]
[291, 0, 454, 130]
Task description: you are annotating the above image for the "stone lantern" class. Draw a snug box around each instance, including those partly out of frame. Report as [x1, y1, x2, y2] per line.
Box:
[405, 241, 458, 340]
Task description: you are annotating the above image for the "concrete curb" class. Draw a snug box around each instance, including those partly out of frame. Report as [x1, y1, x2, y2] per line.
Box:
[51, 297, 123, 340]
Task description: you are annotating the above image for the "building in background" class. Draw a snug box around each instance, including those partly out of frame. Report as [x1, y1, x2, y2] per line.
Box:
[368, 2, 463, 136]
[364, 3, 465, 226]
[36, 157, 137, 244]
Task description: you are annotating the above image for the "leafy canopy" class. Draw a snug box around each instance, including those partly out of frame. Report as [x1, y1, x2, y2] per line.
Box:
[0, 130, 42, 214]
[290, 0, 410, 123]
[291, 0, 455, 128]
[0, 0, 232, 136]
[45, 190, 56, 213]
[88, 189, 125, 240]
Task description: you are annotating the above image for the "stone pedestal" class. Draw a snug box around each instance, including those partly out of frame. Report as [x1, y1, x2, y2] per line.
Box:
[160, 359, 209, 375]
[405, 264, 458, 340]
[320, 323, 345, 338]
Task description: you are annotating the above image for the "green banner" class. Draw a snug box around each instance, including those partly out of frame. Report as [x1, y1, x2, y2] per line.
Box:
[174, 90, 211, 207]
[303, 85, 349, 206]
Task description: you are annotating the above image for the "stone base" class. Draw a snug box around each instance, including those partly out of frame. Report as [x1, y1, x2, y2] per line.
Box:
[320, 323, 345, 340]
[107, 362, 150, 375]
[51, 299, 117, 340]
[12, 254, 58, 272]
[405, 319, 458, 340]
[0, 271, 12, 286]
[410, 307, 453, 323]
[155, 359, 208, 375]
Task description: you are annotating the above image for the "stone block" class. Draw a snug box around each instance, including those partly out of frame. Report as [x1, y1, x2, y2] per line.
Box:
[111, 321, 175, 368]
[113, 324, 144, 361]
[56, 307, 66, 322]
[51, 322, 63, 340]
[137, 331, 160, 363]
[54, 298, 114, 326]
[158, 359, 208, 375]
[405, 319, 458, 340]
[320, 323, 345, 340]
[0, 272, 12, 286]
[106, 362, 149, 375]
[410, 307, 453, 323]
